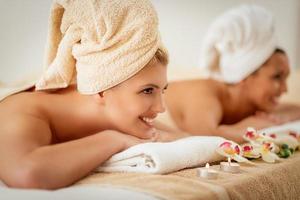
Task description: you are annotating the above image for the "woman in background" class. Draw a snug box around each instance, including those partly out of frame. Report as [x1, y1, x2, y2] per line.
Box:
[161, 5, 300, 143]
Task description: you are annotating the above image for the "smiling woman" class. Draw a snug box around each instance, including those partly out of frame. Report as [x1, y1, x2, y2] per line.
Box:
[0, 0, 171, 190]
[97, 49, 168, 139]
[244, 49, 290, 112]
[162, 5, 300, 144]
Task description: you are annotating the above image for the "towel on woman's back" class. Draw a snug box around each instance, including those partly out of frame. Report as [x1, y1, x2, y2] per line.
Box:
[96, 136, 226, 174]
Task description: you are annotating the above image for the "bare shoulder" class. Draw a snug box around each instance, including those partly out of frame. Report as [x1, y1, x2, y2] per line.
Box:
[0, 92, 53, 148]
[165, 79, 224, 132]
[0, 93, 53, 178]
[166, 79, 222, 106]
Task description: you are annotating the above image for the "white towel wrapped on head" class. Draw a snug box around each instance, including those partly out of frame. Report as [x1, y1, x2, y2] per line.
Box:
[96, 136, 226, 174]
[199, 5, 277, 83]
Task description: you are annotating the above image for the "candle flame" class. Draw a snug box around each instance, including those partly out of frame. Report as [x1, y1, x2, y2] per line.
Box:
[205, 163, 210, 169]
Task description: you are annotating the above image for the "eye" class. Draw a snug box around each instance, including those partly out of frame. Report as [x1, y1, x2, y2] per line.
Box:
[162, 88, 168, 94]
[141, 88, 154, 94]
[162, 85, 168, 94]
[272, 73, 282, 80]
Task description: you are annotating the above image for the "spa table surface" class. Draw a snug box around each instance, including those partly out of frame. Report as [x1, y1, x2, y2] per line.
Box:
[76, 152, 300, 200]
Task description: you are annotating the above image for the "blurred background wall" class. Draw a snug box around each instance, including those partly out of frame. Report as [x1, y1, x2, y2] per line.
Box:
[152, 0, 300, 73]
[0, 0, 299, 83]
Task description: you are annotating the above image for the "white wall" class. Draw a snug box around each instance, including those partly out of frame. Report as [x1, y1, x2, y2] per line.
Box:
[0, 0, 52, 83]
[152, 0, 300, 72]
[0, 0, 299, 83]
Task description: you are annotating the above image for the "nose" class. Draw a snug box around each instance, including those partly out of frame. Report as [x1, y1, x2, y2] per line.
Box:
[280, 81, 288, 94]
[152, 94, 166, 114]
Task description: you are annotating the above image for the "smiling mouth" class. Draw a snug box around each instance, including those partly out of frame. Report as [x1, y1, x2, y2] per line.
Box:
[139, 116, 155, 127]
[270, 96, 280, 105]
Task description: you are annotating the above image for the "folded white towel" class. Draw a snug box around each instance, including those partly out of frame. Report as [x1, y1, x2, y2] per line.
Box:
[258, 120, 300, 149]
[97, 136, 226, 174]
[258, 120, 300, 135]
[0, 179, 6, 187]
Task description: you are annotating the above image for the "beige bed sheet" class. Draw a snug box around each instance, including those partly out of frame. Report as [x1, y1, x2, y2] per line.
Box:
[76, 151, 300, 200]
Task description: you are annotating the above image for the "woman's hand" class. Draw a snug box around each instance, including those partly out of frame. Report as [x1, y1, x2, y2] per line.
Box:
[105, 129, 189, 151]
[234, 115, 278, 131]
[104, 130, 157, 150]
[153, 129, 189, 142]
[255, 111, 288, 124]
[253, 104, 300, 125]
[268, 103, 300, 122]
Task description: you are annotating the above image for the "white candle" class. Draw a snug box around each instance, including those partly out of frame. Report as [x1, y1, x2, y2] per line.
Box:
[198, 163, 218, 179]
[220, 157, 240, 173]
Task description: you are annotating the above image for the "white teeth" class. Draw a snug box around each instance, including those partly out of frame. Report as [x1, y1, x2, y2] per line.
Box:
[142, 117, 154, 125]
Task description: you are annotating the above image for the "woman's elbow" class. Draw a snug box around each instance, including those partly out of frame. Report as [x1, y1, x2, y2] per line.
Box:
[5, 162, 54, 189]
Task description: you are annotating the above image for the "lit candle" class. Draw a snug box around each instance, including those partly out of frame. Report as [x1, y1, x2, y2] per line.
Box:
[220, 157, 240, 173]
[198, 163, 218, 179]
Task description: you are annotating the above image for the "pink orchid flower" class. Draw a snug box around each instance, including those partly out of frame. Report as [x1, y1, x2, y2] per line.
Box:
[243, 127, 275, 145]
[216, 141, 252, 163]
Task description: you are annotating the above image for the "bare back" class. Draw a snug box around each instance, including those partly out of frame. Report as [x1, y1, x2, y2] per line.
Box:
[163, 78, 295, 143]
[0, 86, 100, 145]
[164, 79, 224, 134]
[0, 87, 117, 188]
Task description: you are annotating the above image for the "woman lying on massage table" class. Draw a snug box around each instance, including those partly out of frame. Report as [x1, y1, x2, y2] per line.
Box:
[162, 5, 300, 143]
[0, 0, 174, 190]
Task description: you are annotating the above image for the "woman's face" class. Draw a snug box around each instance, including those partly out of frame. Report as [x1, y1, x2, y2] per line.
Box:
[246, 52, 290, 112]
[102, 61, 168, 139]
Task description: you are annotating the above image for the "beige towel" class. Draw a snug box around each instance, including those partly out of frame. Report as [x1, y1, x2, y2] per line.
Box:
[35, 0, 165, 94]
[199, 5, 277, 83]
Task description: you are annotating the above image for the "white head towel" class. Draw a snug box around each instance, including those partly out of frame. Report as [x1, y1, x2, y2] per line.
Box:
[35, 0, 166, 94]
[199, 5, 277, 83]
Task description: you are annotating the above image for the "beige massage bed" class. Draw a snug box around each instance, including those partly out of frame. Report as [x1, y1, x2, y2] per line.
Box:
[77, 151, 300, 200]
[2, 138, 299, 200]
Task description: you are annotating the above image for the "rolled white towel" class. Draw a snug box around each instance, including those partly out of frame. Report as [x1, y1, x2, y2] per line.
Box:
[0, 180, 6, 187]
[96, 136, 226, 174]
[258, 120, 300, 135]
[258, 120, 300, 149]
